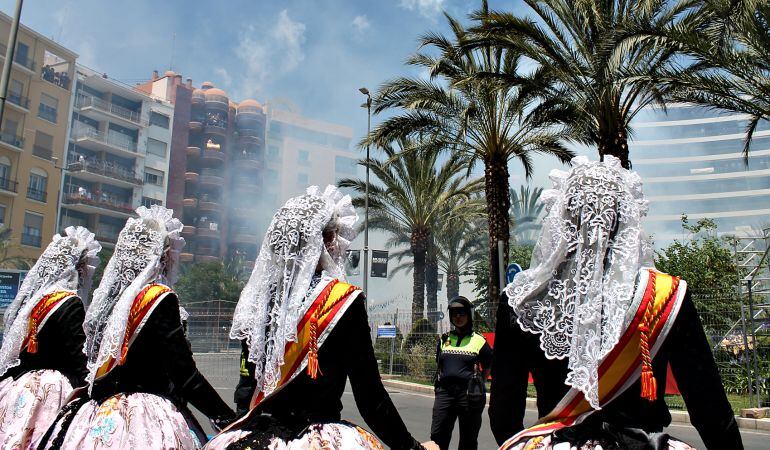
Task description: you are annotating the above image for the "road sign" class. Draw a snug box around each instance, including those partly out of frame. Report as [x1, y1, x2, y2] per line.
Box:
[0, 270, 26, 309]
[506, 263, 522, 284]
[376, 325, 397, 338]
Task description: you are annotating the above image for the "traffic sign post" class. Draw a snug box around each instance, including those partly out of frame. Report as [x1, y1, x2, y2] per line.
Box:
[506, 263, 523, 284]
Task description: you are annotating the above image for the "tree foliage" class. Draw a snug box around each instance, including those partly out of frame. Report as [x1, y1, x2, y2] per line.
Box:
[654, 216, 740, 334]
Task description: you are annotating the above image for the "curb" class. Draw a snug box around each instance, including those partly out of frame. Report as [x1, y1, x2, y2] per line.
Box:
[381, 378, 770, 432]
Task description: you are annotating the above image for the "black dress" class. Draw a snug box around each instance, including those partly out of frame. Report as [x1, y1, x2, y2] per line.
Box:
[39, 292, 235, 448]
[232, 297, 424, 450]
[489, 292, 743, 449]
[3, 297, 88, 387]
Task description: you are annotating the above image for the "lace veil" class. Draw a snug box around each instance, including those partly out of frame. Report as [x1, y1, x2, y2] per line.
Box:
[0, 226, 101, 377]
[504, 155, 652, 408]
[231, 185, 357, 398]
[83, 205, 184, 389]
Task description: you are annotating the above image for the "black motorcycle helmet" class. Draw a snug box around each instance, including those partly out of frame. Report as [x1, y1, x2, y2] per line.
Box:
[447, 296, 473, 330]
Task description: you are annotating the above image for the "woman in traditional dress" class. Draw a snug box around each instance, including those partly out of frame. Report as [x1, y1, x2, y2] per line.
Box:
[488, 156, 742, 449]
[0, 227, 100, 449]
[38, 205, 235, 449]
[207, 185, 433, 450]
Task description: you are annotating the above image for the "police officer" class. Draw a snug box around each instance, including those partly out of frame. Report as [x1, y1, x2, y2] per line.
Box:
[430, 296, 493, 450]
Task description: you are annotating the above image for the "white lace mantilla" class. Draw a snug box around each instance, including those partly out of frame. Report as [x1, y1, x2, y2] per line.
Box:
[0, 226, 101, 377]
[83, 205, 184, 390]
[505, 156, 652, 408]
[231, 185, 358, 399]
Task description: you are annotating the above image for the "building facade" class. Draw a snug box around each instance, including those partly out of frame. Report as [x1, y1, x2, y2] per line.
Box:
[631, 104, 770, 242]
[57, 65, 174, 248]
[0, 12, 76, 260]
[264, 106, 356, 211]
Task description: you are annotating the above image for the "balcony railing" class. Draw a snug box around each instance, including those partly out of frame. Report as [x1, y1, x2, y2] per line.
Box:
[0, 131, 24, 149]
[41, 65, 71, 90]
[21, 233, 41, 247]
[63, 192, 134, 214]
[26, 187, 47, 203]
[75, 94, 142, 125]
[0, 177, 17, 193]
[72, 127, 138, 153]
[95, 227, 120, 243]
[67, 156, 142, 185]
[7, 93, 29, 109]
[32, 145, 53, 160]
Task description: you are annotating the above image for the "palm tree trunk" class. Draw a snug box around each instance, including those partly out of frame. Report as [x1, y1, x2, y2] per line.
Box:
[425, 244, 439, 322]
[447, 270, 460, 303]
[484, 153, 511, 328]
[598, 128, 631, 169]
[411, 229, 428, 324]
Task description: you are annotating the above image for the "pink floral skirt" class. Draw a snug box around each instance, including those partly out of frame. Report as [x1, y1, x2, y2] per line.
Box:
[205, 421, 385, 450]
[0, 369, 73, 450]
[503, 433, 696, 450]
[39, 392, 203, 449]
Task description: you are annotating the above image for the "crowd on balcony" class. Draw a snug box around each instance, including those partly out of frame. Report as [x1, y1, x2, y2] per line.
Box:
[41, 64, 70, 90]
[66, 185, 133, 213]
[206, 112, 227, 128]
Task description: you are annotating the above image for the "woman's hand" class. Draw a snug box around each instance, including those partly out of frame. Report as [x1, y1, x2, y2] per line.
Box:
[421, 441, 440, 450]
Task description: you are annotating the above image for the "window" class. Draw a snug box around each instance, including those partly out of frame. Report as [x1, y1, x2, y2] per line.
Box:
[38, 94, 58, 123]
[8, 80, 25, 108]
[298, 150, 310, 166]
[27, 169, 48, 202]
[149, 111, 170, 129]
[297, 172, 308, 185]
[22, 212, 43, 247]
[267, 145, 280, 160]
[33, 131, 54, 160]
[147, 138, 167, 157]
[0, 157, 10, 191]
[14, 42, 30, 69]
[141, 196, 163, 208]
[144, 168, 164, 186]
[0, 204, 6, 228]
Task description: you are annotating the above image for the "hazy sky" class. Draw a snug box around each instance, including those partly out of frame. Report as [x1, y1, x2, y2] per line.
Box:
[1, 0, 576, 316]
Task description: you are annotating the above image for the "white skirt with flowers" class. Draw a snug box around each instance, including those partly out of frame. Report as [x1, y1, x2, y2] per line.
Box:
[38, 392, 203, 449]
[0, 369, 73, 450]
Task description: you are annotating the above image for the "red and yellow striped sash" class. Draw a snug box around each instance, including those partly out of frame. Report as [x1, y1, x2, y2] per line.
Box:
[24, 290, 76, 353]
[501, 269, 685, 449]
[96, 283, 172, 379]
[249, 279, 359, 410]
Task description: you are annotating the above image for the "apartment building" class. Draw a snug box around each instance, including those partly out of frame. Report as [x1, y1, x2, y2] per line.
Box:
[0, 12, 76, 259]
[57, 65, 174, 248]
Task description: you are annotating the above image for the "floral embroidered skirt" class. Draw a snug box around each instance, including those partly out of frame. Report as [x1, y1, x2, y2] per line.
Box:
[0, 369, 73, 450]
[502, 433, 696, 450]
[205, 418, 385, 450]
[38, 392, 204, 449]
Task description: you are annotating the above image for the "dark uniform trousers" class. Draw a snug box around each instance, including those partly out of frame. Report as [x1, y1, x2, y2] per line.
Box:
[430, 381, 484, 450]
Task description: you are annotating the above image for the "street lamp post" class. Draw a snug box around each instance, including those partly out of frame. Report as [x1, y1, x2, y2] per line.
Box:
[359, 87, 371, 307]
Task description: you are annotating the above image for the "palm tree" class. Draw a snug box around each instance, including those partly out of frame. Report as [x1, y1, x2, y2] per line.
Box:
[0, 227, 32, 269]
[366, 1, 573, 322]
[388, 195, 486, 319]
[468, 0, 697, 169]
[510, 185, 545, 245]
[339, 141, 482, 323]
[436, 209, 487, 303]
